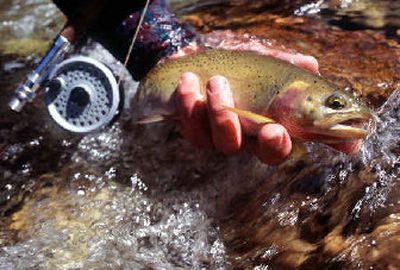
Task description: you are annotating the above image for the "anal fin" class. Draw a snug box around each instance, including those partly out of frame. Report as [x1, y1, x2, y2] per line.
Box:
[137, 114, 168, 124]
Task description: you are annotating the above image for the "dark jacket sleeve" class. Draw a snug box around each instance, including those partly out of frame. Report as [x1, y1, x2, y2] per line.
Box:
[52, 0, 196, 80]
[52, 0, 149, 33]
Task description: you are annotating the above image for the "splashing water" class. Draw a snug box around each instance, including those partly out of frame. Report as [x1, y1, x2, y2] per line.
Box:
[0, 125, 227, 269]
[1, 87, 399, 269]
[351, 89, 400, 220]
[0, 173, 226, 269]
[220, 88, 400, 269]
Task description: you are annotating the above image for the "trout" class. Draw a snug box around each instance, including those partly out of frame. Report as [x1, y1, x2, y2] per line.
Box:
[134, 49, 370, 143]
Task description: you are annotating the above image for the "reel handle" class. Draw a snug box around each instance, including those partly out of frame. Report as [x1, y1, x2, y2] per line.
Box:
[8, 25, 74, 112]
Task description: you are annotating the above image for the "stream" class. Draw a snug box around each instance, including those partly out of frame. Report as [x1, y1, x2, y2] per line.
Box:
[0, 0, 400, 269]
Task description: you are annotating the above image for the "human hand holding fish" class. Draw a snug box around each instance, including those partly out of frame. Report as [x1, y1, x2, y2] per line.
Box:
[175, 71, 361, 165]
[175, 72, 293, 165]
[136, 34, 370, 165]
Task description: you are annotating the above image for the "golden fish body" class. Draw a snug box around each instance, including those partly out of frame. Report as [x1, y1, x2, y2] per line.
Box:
[135, 49, 370, 142]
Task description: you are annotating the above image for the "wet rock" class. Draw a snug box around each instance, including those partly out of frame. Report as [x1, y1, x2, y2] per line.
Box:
[182, 2, 400, 107]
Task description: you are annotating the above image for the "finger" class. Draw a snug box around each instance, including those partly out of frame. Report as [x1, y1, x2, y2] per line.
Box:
[206, 76, 242, 155]
[176, 72, 213, 148]
[327, 140, 362, 155]
[253, 124, 292, 165]
[266, 49, 319, 74]
[289, 54, 319, 74]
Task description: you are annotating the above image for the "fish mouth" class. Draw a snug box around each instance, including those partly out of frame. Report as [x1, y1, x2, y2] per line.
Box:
[313, 113, 371, 141]
[327, 118, 369, 139]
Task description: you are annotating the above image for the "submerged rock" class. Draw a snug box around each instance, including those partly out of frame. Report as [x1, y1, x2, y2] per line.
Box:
[0, 38, 50, 57]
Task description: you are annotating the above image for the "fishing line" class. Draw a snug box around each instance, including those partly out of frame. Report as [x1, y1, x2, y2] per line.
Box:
[117, 0, 151, 86]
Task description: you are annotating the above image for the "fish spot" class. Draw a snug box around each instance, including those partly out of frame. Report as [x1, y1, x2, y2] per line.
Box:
[307, 96, 313, 102]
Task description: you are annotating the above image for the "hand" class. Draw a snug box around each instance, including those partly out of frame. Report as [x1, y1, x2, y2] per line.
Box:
[173, 33, 361, 165]
[176, 72, 292, 165]
[176, 72, 361, 165]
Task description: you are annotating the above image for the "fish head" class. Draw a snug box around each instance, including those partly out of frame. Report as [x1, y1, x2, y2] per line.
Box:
[267, 80, 371, 143]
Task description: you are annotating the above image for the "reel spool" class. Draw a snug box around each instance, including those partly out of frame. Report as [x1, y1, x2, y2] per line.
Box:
[45, 56, 120, 133]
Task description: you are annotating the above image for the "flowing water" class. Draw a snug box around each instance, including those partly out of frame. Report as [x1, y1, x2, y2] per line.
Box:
[0, 0, 400, 269]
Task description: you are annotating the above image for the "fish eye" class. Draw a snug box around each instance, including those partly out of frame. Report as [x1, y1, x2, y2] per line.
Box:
[325, 93, 347, 110]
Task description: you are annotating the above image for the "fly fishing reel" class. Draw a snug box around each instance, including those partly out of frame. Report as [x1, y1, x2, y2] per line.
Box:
[44, 56, 120, 133]
[9, 33, 122, 133]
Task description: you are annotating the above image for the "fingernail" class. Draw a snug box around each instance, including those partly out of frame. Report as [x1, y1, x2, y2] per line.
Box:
[269, 134, 283, 147]
[180, 72, 197, 84]
[178, 72, 202, 97]
[207, 76, 228, 93]
[259, 124, 287, 147]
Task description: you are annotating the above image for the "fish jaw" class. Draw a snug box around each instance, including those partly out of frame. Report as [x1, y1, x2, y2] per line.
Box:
[283, 116, 370, 144]
[324, 122, 368, 139]
[311, 108, 371, 141]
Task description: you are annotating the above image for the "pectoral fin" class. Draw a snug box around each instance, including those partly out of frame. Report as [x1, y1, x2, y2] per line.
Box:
[222, 106, 275, 124]
[138, 106, 275, 126]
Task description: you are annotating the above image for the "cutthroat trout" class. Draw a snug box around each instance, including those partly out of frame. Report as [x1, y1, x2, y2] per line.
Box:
[135, 49, 370, 143]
